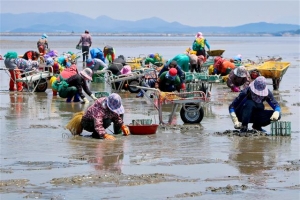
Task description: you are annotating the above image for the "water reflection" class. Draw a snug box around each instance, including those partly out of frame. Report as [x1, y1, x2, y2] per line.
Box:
[88, 141, 124, 173]
[68, 138, 125, 173]
[229, 137, 291, 177]
[8, 93, 26, 118]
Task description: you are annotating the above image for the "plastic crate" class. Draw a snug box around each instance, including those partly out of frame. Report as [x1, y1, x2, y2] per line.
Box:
[270, 121, 291, 136]
[95, 92, 110, 98]
[132, 119, 152, 125]
[94, 77, 105, 83]
[185, 73, 195, 82]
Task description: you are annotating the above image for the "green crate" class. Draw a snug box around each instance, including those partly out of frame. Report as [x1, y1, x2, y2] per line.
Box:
[185, 74, 194, 82]
[270, 121, 291, 136]
[194, 72, 209, 80]
[92, 74, 105, 83]
[94, 77, 105, 83]
[95, 92, 110, 98]
[207, 75, 221, 82]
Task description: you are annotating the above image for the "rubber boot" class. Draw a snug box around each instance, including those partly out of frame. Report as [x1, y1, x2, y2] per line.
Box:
[66, 96, 73, 103]
[16, 75, 23, 92]
[53, 90, 58, 96]
[136, 91, 144, 98]
[9, 70, 16, 91]
[73, 93, 81, 102]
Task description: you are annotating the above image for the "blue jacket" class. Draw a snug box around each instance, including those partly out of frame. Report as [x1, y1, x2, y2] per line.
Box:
[90, 48, 105, 62]
[229, 87, 281, 114]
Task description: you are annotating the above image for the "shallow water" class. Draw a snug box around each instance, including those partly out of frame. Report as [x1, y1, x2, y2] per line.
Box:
[0, 36, 299, 199]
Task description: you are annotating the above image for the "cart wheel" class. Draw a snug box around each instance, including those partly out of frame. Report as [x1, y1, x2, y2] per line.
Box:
[180, 103, 204, 124]
[34, 78, 48, 92]
[272, 78, 281, 90]
[128, 79, 141, 93]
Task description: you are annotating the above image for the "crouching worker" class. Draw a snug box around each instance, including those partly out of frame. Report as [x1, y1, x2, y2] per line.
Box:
[53, 68, 97, 103]
[226, 66, 251, 92]
[229, 76, 281, 136]
[66, 93, 130, 140]
[158, 68, 181, 92]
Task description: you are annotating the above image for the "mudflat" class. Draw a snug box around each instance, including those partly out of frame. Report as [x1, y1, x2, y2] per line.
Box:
[0, 37, 299, 199]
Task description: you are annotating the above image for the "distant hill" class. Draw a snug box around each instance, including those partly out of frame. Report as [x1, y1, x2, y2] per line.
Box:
[1, 12, 299, 35]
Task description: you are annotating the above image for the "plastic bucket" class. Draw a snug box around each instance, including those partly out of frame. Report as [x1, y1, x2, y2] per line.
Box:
[128, 124, 159, 135]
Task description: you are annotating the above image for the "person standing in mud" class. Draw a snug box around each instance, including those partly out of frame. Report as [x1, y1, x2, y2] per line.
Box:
[192, 32, 210, 58]
[103, 45, 115, 64]
[66, 93, 130, 140]
[37, 33, 49, 55]
[77, 30, 92, 66]
[229, 76, 281, 136]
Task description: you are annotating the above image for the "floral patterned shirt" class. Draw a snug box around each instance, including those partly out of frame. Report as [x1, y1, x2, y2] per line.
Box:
[83, 97, 123, 137]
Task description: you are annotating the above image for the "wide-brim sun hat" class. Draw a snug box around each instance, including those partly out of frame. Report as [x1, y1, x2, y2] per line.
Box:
[86, 58, 94, 67]
[46, 57, 54, 66]
[233, 66, 247, 77]
[120, 65, 132, 75]
[42, 33, 48, 39]
[80, 68, 93, 81]
[250, 76, 268, 96]
[106, 93, 124, 115]
[195, 32, 203, 38]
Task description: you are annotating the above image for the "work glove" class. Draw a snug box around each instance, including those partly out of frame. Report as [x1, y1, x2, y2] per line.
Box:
[231, 86, 240, 92]
[230, 112, 241, 129]
[82, 97, 89, 104]
[90, 94, 97, 101]
[104, 134, 116, 140]
[270, 111, 280, 121]
[121, 124, 130, 136]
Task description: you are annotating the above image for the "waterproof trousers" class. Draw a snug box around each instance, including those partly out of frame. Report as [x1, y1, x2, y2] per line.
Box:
[236, 100, 280, 129]
[81, 114, 124, 139]
[9, 70, 23, 91]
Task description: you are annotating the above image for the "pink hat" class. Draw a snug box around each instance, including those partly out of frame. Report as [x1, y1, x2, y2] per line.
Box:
[120, 65, 131, 75]
[80, 68, 93, 81]
[195, 32, 203, 38]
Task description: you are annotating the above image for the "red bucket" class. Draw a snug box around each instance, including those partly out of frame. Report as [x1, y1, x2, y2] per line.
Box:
[128, 124, 159, 135]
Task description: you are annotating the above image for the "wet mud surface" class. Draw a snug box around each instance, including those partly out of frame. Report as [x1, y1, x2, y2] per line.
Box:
[0, 38, 299, 199]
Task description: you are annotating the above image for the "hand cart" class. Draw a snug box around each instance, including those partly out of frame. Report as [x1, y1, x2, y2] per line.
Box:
[14, 65, 54, 93]
[245, 61, 290, 90]
[134, 82, 211, 124]
[0, 65, 53, 93]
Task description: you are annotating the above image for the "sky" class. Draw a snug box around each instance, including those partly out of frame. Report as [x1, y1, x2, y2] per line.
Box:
[0, 0, 299, 27]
